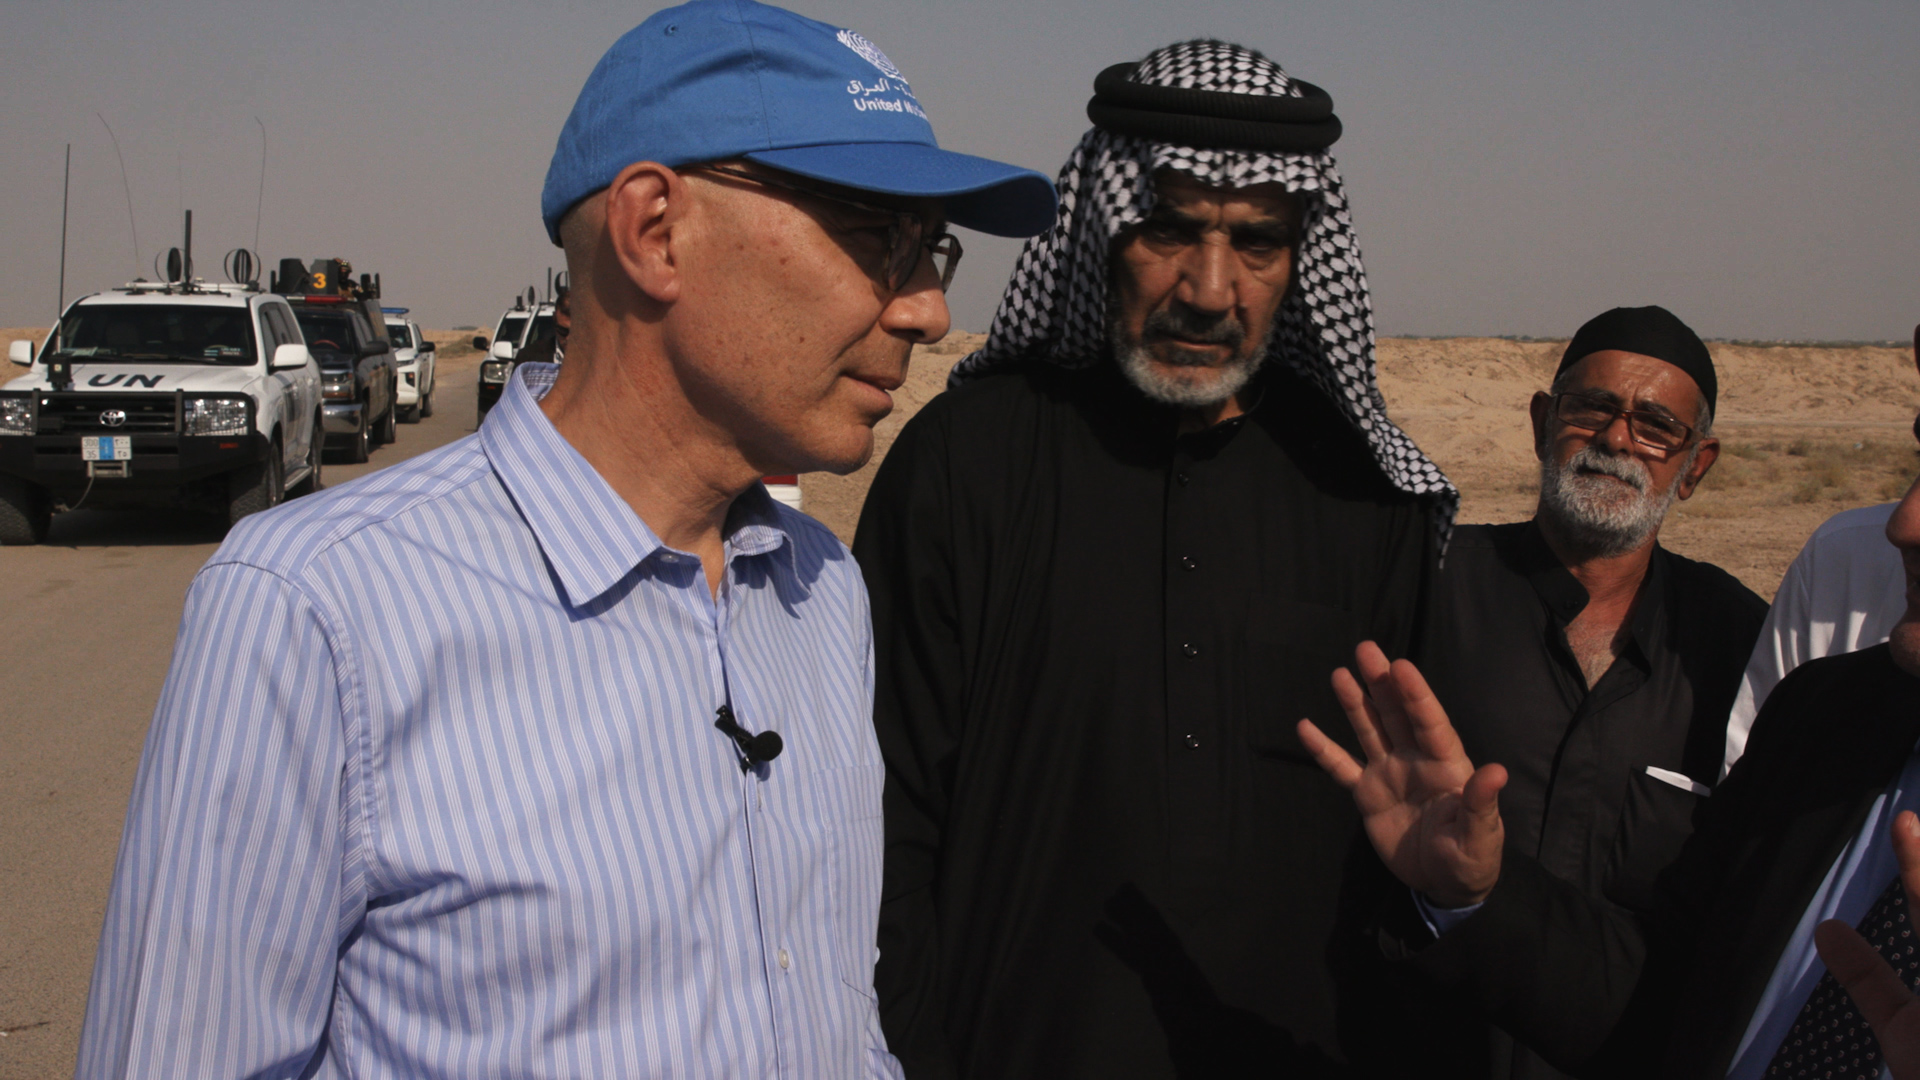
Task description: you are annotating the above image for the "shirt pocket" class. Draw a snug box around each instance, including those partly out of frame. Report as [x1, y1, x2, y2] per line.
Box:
[812, 763, 887, 999]
[1243, 602, 1367, 763]
[1601, 765, 1709, 911]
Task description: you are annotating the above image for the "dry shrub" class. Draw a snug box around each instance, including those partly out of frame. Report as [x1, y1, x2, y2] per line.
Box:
[1787, 439, 1813, 457]
[1711, 460, 1753, 488]
[1811, 459, 1849, 489]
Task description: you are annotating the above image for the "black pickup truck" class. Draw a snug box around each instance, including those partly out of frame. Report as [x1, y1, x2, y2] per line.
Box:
[275, 259, 397, 465]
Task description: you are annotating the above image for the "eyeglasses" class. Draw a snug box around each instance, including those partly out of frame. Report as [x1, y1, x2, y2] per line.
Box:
[686, 163, 963, 293]
[1551, 392, 1696, 452]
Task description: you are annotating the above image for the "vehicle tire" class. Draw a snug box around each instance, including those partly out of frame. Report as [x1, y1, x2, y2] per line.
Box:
[227, 438, 284, 528]
[289, 418, 324, 498]
[376, 399, 398, 445]
[420, 386, 434, 419]
[401, 403, 421, 424]
[342, 401, 371, 464]
[0, 474, 51, 545]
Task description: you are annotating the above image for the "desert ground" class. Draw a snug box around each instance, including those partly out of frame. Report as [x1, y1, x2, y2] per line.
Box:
[803, 332, 1920, 600]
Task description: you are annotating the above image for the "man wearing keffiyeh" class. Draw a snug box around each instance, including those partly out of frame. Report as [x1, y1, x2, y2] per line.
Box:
[853, 40, 1456, 1079]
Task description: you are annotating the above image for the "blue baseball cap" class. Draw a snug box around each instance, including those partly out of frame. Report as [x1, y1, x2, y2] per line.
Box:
[541, 0, 1057, 245]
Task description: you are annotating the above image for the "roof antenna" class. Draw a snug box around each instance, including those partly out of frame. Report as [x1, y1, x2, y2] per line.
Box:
[58, 143, 70, 317]
[252, 117, 266, 256]
[96, 113, 139, 278]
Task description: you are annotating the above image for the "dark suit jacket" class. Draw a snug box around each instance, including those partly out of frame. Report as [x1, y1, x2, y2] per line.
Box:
[1398, 642, 1920, 1079]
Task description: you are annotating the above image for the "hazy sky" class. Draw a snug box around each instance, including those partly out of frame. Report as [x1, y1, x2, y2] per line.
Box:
[1, 0, 1914, 341]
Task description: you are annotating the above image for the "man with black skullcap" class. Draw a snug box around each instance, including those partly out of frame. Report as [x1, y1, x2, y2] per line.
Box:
[853, 40, 1454, 1078]
[1297, 335, 1920, 1074]
[1345, 306, 1766, 1080]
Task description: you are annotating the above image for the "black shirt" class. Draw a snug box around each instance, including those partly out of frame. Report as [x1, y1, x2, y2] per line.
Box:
[853, 360, 1436, 1079]
[1357, 521, 1766, 1080]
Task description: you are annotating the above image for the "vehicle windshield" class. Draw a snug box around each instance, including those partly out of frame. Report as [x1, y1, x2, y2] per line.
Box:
[523, 314, 555, 345]
[494, 315, 527, 347]
[386, 323, 413, 347]
[294, 311, 356, 363]
[51, 304, 257, 365]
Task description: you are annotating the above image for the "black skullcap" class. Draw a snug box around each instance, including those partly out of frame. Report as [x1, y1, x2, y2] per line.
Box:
[1085, 52, 1342, 152]
[1558, 305, 1717, 413]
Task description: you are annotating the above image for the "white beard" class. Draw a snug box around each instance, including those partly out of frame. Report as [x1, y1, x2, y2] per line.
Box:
[1537, 443, 1693, 558]
[1108, 304, 1275, 409]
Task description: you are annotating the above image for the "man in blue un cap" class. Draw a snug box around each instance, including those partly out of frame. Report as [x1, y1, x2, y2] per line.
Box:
[74, 3, 1053, 1078]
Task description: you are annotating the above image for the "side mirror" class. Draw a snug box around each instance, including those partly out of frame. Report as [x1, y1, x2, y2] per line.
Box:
[270, 343, 311, 371]
[8, 340, 32, 366]
[418, 339, 435, 352]
[470, 335, 489, 351]
[490, 341, 517, 361]
[359, 338, 390, 357]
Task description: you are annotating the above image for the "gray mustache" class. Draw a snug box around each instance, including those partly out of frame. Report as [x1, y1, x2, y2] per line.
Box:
[1140, 305, 1246, 351]
[1566, 446, 1649, 492]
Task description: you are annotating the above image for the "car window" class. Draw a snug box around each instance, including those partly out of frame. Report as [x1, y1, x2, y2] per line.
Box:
[262, 305, 295, 349]
[495, 315, 527, 346]
[385, 323, 413, 348]
[293, 310, 355, 360]
[524, 314, 555, 345]
[52, 304, 258, 365]
[349, 311, 377, 346]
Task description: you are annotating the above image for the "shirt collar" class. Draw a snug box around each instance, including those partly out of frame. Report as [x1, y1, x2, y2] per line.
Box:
[1513, 518, 1670, 637]
[480, 363, 795, 607]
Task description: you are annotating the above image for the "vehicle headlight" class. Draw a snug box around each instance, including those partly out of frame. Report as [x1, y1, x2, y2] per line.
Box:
[183, 397, 250, 437]
[322, 373, 355, 401]
[481, 360, 511, 383]
[0, 395, 31, 435]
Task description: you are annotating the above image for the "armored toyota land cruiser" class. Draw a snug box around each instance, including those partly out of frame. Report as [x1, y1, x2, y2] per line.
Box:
[273, 257, 397, 465]
[475, 294, 555, 421]
[0, 270, 323, 543]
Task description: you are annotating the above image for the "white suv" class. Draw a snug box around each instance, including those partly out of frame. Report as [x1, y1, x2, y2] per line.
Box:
[383, 310, 437, 422]
[476, 301, 555, 420]
[0, 282, 323, 543]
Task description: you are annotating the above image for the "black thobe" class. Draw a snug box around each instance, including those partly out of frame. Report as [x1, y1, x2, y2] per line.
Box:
[1349, 521, 1766, 1080]
[852, 359, 1435, 1079]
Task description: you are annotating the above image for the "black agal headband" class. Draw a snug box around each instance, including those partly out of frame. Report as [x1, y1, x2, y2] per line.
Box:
[1085, 61, 1343, 152]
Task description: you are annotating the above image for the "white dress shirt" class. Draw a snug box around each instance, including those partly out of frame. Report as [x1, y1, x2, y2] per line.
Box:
[1723, 502, 1905, 778]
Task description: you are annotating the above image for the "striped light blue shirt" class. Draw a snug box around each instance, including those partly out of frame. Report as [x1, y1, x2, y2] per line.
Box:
[77, 363, 902, 1079]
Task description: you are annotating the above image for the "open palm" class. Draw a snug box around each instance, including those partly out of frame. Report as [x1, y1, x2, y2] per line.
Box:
[1298, 641, 1508, 908]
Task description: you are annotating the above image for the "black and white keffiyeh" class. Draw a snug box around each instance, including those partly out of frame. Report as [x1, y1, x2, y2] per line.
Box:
[951, 40, 1459, 548]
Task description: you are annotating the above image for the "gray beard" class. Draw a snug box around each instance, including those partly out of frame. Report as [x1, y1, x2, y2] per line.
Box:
[1537, 443, 1694, 559]
[1108, 306, 1274, 409]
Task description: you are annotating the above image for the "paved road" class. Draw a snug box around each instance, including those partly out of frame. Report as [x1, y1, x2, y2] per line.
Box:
[0, 359, 482, 1079]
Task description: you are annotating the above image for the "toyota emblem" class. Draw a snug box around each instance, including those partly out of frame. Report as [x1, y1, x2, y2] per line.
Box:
[100, 409, 127, 428]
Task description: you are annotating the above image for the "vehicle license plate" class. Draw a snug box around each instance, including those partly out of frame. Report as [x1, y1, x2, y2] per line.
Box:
[82, 436, 132, 461]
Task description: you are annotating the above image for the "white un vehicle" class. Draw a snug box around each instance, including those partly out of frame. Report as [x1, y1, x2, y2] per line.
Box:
[0, 269, 324, 544]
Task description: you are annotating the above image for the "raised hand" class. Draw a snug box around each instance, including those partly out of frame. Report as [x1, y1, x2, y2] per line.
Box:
[1297, 641, 1508, 908]
[1814, 809, 1920, 1078]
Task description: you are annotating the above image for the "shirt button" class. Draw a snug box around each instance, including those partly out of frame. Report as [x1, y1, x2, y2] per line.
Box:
[1184, 734, 1201, 749]
[1180, 642, 1199, 658]
[1179, 555, 1198, 571]
[778, 949, 790, 970]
